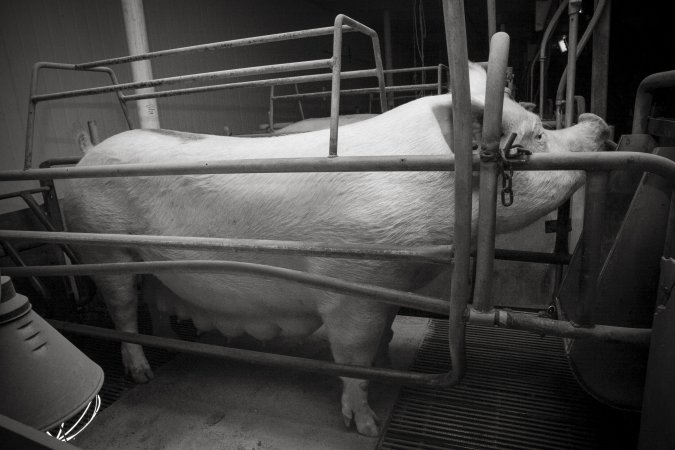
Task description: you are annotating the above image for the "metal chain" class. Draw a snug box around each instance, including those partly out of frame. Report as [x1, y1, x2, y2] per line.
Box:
[479, 132, 532, 207]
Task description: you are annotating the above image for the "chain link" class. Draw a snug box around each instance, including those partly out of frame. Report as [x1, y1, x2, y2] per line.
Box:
[479, 132, 532, 207]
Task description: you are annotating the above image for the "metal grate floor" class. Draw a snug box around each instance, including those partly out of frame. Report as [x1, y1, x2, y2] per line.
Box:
[378, 319, 641, 450]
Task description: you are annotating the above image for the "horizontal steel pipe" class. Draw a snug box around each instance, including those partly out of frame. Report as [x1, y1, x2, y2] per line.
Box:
[272, 83, 441, 101]
[468, 308, 651, 346]
[3, 152, 675, 183]
[0, 155, 457, 181]
[0, 186, 50, 201]
[493, 249, 571, 265]
[0, 230, 453, 264]
[49, 320, 450, 386]
[384, 65, 447, 74]
[126, 69, 378, 101]
[32, 59, 333, 103]
[2, 261, 449, 315]
[509, 152, 675, 180]
[74, 26, 356, 69]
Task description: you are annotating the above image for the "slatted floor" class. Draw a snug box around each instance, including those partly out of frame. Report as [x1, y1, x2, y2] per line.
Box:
[378, 319, 640, 450]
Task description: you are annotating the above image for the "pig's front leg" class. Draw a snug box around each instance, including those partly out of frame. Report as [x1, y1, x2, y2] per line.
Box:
[321, 298, 395, 436]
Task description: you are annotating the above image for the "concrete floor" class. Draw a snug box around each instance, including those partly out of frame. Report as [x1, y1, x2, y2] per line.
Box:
[75, 316, 428, 450]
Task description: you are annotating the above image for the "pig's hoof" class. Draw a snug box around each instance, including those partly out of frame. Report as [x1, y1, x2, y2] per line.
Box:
[126, 366, 154, 384]
[342, 408, 380, 436]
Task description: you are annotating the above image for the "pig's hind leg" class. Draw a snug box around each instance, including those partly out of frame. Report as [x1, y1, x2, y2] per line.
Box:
[80, 248, 154, 383]
[321, 298, 394, 436]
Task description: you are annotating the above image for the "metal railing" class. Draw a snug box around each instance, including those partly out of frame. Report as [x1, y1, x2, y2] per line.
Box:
[2, 2, 672, 388]
[267, 64, 448, 131]
[23, 14, 387, 169]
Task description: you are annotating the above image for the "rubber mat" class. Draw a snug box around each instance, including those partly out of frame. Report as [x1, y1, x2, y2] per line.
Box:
[378, 319, 641, 450]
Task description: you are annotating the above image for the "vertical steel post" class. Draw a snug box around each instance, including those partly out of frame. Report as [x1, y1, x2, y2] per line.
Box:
[121, 0, 160, 129]
[487, 0, 497, 38]
[441, 0, 472, 382]
[328, 15, 345, 156]
[472, 32, 510, 313]
[383, 9, 394, 108]
[564, 0, 582, 128]
[293, 84, 305, 120]
[268, 85, 275, 131]
[576, 171, 608, 326]
[590, 0, 611, 118]
[538, 0, 569, 117]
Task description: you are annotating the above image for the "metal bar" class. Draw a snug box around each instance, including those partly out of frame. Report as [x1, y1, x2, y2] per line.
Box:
[632, 70, 675, 134]
[18, 193, 81, 266]
[472, 32, 510, 313]
[576, 171, 608, 326]
[493, 249, 571, 265]
[0, 230, 454, 265]
[538, 0, 569, 116]
[39, 157, 83, 167]
[293, 84, 304, 120]
[383, 65, 447, 75]
[127, 69, 379, 101]
[556, 0, 607, 126]
[87, 121, 100, 145]
[467, 309, 651, 346]
[590, 0, 611, 118]
[268, 85, 275, 131]
[74, 26, 356, 69]
[487, 0, 497, 38]
[1, 261, 449, 315]
[31, 60, 333, 103]
[0, 155, 455, 181]
[0, 187, 50, 201]
[0, 241, 51, 300]
[442, 0, 472, 386]
[122, 0, 160, 129]
[3, 152, 675, 183]
[563, 0, 582, 128]
[271, 83, 440, 100]
[48, 320, 450, 386]
[24, 63, 132, 168]
[328, 16, 344, 156]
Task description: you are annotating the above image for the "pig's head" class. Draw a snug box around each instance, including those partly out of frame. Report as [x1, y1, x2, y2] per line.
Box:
[462, 63, 610, 234]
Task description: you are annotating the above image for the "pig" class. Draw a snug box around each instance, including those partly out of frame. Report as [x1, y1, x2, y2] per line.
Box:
[62, 63, 609, 436]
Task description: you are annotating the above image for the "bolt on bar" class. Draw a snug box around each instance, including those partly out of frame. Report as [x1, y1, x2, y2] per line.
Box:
[0, 230, 454, 265]
[472, 32, 510, 313]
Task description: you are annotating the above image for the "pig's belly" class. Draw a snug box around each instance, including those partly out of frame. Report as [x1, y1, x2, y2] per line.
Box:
[152, 272, 324, 341]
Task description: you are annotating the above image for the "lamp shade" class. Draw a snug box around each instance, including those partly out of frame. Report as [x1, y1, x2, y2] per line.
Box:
[0, 276, 104, 431]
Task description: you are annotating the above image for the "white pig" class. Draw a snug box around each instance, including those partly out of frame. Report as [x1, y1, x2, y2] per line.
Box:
[62, 63, 609, 436]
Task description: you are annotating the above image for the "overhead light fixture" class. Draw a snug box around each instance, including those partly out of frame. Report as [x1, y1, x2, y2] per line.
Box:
[557, 35, 568, 53]
[0, 275, 104, 442]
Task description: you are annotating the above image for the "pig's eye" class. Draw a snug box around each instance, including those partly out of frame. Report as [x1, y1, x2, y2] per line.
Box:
[535, 132, 544, 141]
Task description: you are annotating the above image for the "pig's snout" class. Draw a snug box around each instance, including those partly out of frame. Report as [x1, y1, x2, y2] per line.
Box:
[575, 113, 611, 151]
